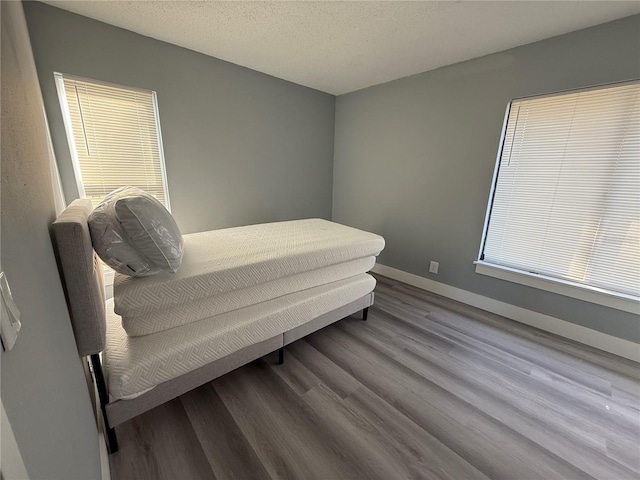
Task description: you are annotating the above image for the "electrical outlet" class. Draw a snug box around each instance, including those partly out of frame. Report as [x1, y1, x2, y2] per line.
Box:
[429, 261, 439, 274]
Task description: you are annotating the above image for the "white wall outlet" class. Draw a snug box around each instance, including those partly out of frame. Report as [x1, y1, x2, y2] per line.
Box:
[429, 261, 439, 274]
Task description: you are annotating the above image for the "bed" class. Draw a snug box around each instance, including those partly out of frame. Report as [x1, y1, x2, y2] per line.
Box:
[52, 199, 384, 453]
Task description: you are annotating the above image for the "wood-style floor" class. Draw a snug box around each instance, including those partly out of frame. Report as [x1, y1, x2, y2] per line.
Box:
[110, 275, 640, 480]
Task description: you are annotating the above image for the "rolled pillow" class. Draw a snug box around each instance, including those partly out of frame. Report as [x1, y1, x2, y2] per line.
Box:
[88, 190, 159, 277]
[88, 187, 184, 277]
[114, 188, 184, 273]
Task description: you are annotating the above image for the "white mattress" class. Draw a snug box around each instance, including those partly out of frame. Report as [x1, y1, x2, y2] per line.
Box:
[122, 256, 376, 337]
[114, 219, 384, 316]
[105, 273, 376, 399]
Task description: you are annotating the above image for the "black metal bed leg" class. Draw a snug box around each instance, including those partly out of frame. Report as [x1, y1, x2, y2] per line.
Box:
[362, 307, 369, 321]
[90, 354, 119, 454]
[278, 347, 284, 365]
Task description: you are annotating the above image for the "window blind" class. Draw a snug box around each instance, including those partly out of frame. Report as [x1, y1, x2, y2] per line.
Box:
[55, 74, 169, 208]
[481, 81, 640, 299]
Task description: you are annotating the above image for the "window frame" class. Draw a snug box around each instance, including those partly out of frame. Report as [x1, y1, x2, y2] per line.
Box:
[476, 80, 640, 314]
[54, 72, 172, 212]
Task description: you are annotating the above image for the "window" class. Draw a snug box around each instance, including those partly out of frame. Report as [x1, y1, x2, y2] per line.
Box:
[477, 81, 639, 312]
[55, 73, 170, 209]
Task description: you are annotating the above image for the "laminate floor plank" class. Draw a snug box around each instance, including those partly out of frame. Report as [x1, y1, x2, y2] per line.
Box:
[301, 382, 423, 479]
[307, 326, 592, 480]
[380, 276, 638, 381]
[607, 436, 640, 475]
[180, 384, 271, 480]
[385, 279, 640, 381]
[611, 380, 640, 409]
[378, 295, 621, 399]
[394, 343, 636, 479]
[343, 385, 491, 480]
[214, 359, 381, 480]
[110, 274, 640, 480]
[268, 349, 323, 396]
[368, 312, 639, 443]
[286, 338, 362, 399]
[360, 315, 612, 445]
[369, 306, 536, 376]
[110, 399, 216, 480]
[348, 308, 457, 356]
[427, 310, 615, 394]
[370, 301, 600, 407]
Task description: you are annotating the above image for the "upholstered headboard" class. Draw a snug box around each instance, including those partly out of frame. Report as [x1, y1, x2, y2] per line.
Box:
[52, 199, 106, 356]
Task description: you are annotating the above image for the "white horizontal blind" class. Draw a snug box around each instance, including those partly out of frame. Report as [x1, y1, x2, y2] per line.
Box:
[56, 74, 169, 208]
[482, 82, 640, 298]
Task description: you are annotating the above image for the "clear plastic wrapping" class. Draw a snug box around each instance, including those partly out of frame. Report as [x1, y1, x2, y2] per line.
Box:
[88, 187, 183, 277]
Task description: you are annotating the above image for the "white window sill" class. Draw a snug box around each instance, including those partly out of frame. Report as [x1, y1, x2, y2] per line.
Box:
[474, 261, 640, 315]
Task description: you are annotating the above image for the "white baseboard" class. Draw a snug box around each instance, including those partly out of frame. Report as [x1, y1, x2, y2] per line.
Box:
[371, 264, 640, 363]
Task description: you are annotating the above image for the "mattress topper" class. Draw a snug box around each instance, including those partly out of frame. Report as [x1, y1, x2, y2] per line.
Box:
[114, 219, 384, 316]
[106, 274, 376, 399]
[121, 256, 376, 337]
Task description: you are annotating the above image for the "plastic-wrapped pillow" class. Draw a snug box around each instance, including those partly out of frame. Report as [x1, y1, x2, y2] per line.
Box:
[88, 189, 159, 277]
[88, 187, 184, 277]
[115, 187, 183, 272]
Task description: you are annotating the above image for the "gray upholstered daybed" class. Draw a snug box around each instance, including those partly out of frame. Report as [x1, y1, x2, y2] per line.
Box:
[52, 199, 384, 453]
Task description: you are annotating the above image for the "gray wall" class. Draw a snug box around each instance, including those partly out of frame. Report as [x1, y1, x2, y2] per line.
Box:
[21, 2, 639, 343]
[333, 15, 640, 342]
[24, 2, 335, 234]
[1, 2, 101, 478]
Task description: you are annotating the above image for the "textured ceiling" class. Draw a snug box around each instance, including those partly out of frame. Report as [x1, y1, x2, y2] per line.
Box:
[42, 1, 640, 95]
